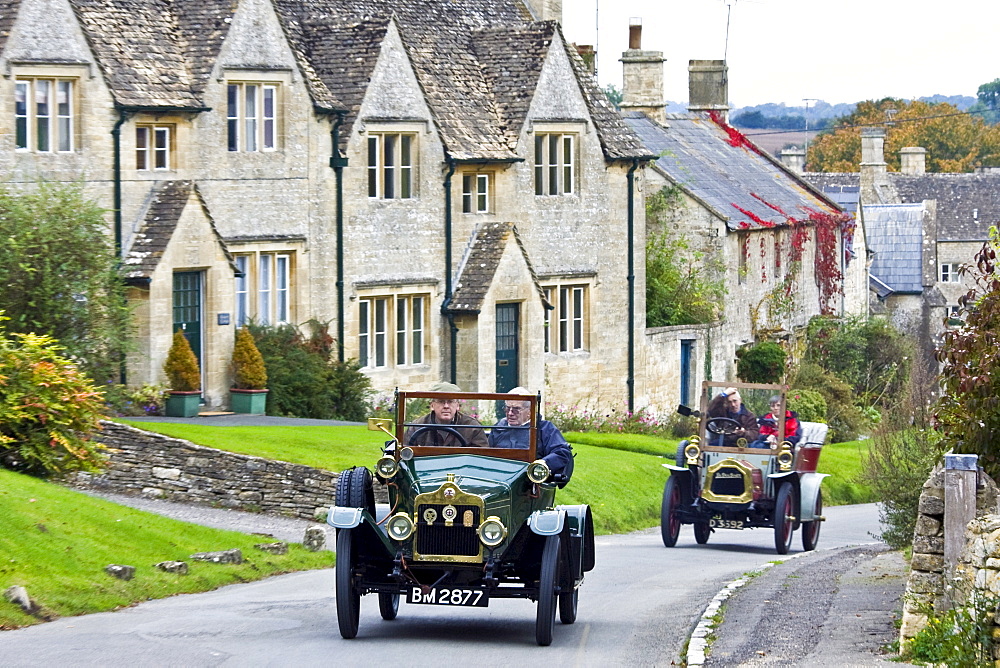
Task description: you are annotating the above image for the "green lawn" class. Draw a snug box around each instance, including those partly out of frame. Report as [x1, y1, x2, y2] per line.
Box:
[816, 439, 874, 505]
[0, 468, 334, 630]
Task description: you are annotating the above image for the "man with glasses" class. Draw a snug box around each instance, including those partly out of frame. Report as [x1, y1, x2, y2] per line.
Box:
[404, 382, 488, 447]
[489, 387, 573, 481]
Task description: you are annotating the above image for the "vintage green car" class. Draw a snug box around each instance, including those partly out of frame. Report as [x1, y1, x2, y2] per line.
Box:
[328, 390, 594, 646]
[661, 381, 829, 554]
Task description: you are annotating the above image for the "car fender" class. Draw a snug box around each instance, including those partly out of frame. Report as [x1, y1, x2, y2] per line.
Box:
[327, 505, 364, 529]
[557, 504, 596, 573]
[528, 508, 565, 536]
[797, 472, 829, 522]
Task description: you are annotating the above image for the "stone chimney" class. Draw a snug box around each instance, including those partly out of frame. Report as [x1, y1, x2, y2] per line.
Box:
[860, 127, 897, 204]
[780, 147, 806, 174]
[575, 44, 595, 75]
[900, 147, 927, 175]
[524, 0, 562, 23]
[687, 60, 729, 120]
[619, 18, 666, 125]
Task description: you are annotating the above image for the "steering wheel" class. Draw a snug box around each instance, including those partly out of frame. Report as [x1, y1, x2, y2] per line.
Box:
[705, 417, 742, 435]
[405, 425, 471, 447]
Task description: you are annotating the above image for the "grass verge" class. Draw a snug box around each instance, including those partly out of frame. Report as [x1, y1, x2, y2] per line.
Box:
[816, 439, 874, 505]
[0, 468, 334, 630]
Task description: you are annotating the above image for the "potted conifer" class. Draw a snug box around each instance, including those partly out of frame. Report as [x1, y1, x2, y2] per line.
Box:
[230, 326, 268, 415]
[163, 329, 201, 417]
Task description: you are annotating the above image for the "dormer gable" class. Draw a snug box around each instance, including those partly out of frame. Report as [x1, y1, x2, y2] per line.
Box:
[3, 0, 91, 65]
[216, 0, 298, 73]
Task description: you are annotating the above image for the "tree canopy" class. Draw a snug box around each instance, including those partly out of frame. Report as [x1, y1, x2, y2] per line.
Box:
[807, 98, 1000, 172]
[0, 182, 130, 384]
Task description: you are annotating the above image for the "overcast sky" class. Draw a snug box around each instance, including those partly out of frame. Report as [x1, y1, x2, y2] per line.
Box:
[561, 0, 999, 108]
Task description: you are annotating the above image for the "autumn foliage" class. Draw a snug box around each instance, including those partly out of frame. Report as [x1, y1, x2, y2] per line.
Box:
[808, 98, 1000, 173]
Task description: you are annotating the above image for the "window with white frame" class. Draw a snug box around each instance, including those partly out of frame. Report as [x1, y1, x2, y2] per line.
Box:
[542, 283, 588, 352]
[534, 132, 576, 196]
[15, 78, 74, 152]
[462, 173, 490, 213]
[233, 252, 291, 326]
[136, 125, 172, 170]
[940, 263, 961, 283]
[227, 82, 277, 152]
[359, 293, 427, 369]
[367, 132, 415, 199]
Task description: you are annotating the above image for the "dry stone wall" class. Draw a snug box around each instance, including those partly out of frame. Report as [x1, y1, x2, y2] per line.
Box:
[74, 422, 386, 520]
[901, 464, 1000, 645]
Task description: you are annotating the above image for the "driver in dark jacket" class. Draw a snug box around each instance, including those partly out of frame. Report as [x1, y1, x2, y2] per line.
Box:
[707, 388, 760, 447]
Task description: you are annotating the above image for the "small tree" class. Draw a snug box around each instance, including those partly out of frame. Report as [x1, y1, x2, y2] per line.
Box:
[231, 326, 267, 390]
[163, 330, 200, 391]
[0, 315, 107, 476]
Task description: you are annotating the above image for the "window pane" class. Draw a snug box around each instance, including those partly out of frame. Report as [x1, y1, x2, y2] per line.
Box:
[35, 80, 50, 152]
[359, 300, 369, 367]
[245, 85, 258, 152]
[227, 84, 239, 151]
[562, 136, 573, 194]
[258, 254, 271, 324]
[396, 298, 407, 365]
[367, 136, 379, 197]
[543, 287, 552, 353]
[535, 136, 544, 195]
[263, 86, 275, 150]
[276, 255, 289, 323]
[154, 127, 169, 169]
[136, 127, 149, 170]
[477, 174, 488, 212]
[374, 299, 386, 367]
[559, 287, 568, 352]
[15, 82, 28, 150]
[400, 135, 411, 199]
[548, 135, 559, 195]
[235, 256, 248, 327]
[57, 81, 72, 152]
[462, 174, 473, 213]
[412, 297, 423, 364]
[573, 287, 584, 350]
[383, 134, 395, 199]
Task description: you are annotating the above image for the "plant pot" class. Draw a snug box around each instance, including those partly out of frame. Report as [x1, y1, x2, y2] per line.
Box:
[165, 391, 202, 417]
[230, 388, 268, 415]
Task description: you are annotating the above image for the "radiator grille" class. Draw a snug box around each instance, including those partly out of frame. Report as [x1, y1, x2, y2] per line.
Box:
[709, 467, 748, 497]
[415, 504, 481, 557]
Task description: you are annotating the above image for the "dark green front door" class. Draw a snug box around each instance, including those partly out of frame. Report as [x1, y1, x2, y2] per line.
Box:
[173, 271, 203, 374]
[495, 302, 520, 396]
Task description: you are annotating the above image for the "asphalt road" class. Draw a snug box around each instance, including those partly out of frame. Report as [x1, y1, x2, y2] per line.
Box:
[0, 504, 882, 666]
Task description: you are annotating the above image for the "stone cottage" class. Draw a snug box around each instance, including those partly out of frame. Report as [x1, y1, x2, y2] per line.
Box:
[1, 0, 660, 411]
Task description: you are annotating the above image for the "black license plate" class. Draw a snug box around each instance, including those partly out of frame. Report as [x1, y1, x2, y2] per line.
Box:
[709, 516, 744, 529]
[406, 586, 489, 607]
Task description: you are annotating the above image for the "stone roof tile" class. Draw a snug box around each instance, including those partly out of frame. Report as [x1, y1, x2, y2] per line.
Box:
[0, 0, 21, 53]
[449, 222, 547, 313]
[893, 173, 1000, 242]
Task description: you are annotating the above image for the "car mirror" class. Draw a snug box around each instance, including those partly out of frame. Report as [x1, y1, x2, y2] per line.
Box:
[676, 404, 700, 418]
[368, 417, 395, 439]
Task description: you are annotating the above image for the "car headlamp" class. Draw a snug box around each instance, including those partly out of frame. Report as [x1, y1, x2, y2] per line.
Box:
[386, 513, 414, 541]
[777, 447, 794, 471]
[399, 446, 414, 461]
[375, 455, 399, 479]
[477, 516, 507, 547]
[526, 459, 551, 484]
[684, 443, 701, 465]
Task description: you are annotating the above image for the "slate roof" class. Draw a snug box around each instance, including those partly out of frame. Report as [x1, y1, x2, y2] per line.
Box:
[865, 204, 925, 294]
[0, 0, 21, 54]
[272, 0, 647, 161]
[893, 173, 1000, 241]
[625, 112, 840, 230]
[448, 222, 548, 313]
[801, 173, 861, 215]
[123, 181, 236, 283]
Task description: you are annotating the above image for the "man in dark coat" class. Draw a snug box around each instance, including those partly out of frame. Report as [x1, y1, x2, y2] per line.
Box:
[488, 387, 573, 481]
[403, 382, 488, 447]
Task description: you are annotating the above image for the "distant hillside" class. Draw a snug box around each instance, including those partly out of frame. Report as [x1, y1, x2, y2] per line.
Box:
[729, 95, 977, 131]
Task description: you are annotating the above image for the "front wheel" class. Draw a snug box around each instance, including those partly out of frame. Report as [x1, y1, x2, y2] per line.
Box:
[378, 593, 399, 620]
[335, 529, 361, 638]
[536, 534, 560, 646]
[694, 522, 711, 544]
[559, 587, 578, 625]
[774, 484, 796, 555]
[660, 476, 682, 548]
[801, 490, 823, 552]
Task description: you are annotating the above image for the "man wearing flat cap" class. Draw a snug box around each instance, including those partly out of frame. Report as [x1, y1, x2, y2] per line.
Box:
[404, 381, 488, 447]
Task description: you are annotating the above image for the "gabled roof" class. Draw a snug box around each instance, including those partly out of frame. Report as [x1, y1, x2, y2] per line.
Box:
[625, 111, 841, 230]
[893, 173, 1000, 241]
[448, 222, 548, 313]
[123, 180, 237, 284]
[865, 203, 925, 294]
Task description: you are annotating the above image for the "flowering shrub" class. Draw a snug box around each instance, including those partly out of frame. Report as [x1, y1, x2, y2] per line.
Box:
[0, 323, 107, 476]
[105, 383, 167, 416]
[546, 403, 675, 438]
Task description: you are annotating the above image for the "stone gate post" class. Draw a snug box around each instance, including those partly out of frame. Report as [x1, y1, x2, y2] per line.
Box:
[944, 453, 978, 579]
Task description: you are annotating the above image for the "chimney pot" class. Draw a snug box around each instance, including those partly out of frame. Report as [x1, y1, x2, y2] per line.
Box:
[687, 60, 729, 119]
[628, 17, 642, 49]
[899, 147, 927, 175]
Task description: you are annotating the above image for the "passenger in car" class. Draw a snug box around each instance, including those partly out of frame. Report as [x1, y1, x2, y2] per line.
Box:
[753, 395, 801, 448]
[707, 388, 760, 447]
[404, 382, 488, 447]
[489, 387, 573, 481]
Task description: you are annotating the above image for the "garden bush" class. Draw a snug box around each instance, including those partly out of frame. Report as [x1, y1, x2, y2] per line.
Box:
[248, 320, 371, 421]
[787, 388, 827, 422]
[736, 341, 786, 383]
[104, 383, 167, 416]
[163, 330, 200, 391]
[231, 326, 267, 390]
[0, 320, 107, 476]
[792, 362, 867, 442]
